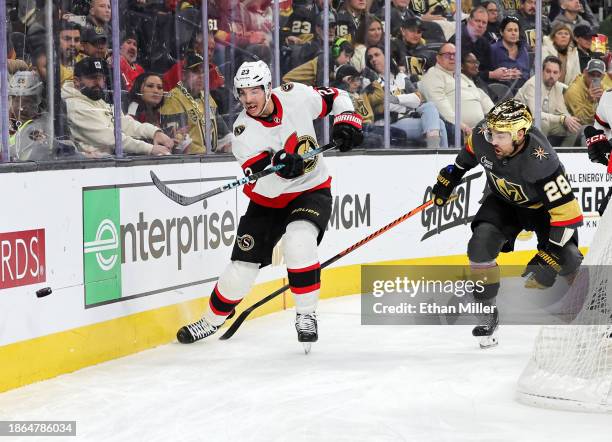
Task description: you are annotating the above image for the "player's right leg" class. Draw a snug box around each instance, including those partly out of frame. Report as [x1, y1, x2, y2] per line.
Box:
[177, 202, 271, 344]
[177, 260, 259, 343]
[467, 222, 507, 348]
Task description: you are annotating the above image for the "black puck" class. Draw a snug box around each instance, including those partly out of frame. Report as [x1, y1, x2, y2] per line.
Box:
[36, 287, 52, 298]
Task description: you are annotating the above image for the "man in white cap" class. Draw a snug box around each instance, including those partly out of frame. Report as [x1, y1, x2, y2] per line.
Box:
[63, 57, 174, 157]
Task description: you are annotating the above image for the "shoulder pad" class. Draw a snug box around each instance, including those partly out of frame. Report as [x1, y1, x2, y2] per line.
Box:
[280, 82, 295, 92]
[233, 124, 246, 137]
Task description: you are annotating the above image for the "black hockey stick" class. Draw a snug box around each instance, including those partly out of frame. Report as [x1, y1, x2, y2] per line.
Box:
[219, 195, 457, 340]
[150, 142, 337, 206]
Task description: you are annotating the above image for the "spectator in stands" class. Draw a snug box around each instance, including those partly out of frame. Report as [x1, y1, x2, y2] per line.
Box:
[412, 0, 454, 40]
[8, 71, 44, 141]
[498, 0, 521, 17]
[291, 10, 338, 69]
[409, 0, 452, 18]
[461, 51, 494, 101]
[281, 0, 329, 46]
[161, 53, 229, 154]
[458, 53, 495, 128]
[352, 14, 383, 71]
[393, 17, 437, 86]
[548, 0, 598, 29]
[6, 34, 28, 75]
[126, 72, 166, 127]
[86, 0, 112, 39]
[564, 58, 612, 126]
[377, 0, 417, 37]
[337, 0, 368, 41]
[551, 0, 592, 31]
[215, 0, 270, 70]
[243, 0, 274, 51]
[449, 7, 508, 84]
[119, 30, 144, 92]
[481, 1, 501, 43]
[7, 71, 66, 161]
[573, 24, 595, 71]
[332, 63, 385, 148]
[80, 26, 110, 61]
[31, 49, 47, 84]
[516, 0, 551, 49]
[164, 25, 228, 113]
[58, 20, 83, 85]
[490, 16, 530, 90]
[283, 36, 354, 86]
[365, 44, 448, 148]
[420, 43, 461, 136]
[63, 57, 174, 157]
[515, 55, 581, 143]
[542, 23, 581, 85]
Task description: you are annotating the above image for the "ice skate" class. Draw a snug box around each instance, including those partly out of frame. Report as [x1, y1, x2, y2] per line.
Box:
[472, 307, 499, 349]
[295, 312, 318, 354]
[177, 317, 219, 344]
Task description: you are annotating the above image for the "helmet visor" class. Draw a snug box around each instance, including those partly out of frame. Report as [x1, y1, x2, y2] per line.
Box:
[484, 128, 512, 144]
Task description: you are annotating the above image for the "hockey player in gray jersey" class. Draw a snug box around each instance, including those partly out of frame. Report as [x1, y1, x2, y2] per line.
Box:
[431, 99, 584, 348]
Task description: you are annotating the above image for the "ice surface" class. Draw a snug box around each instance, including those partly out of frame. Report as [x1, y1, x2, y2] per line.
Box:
[1, 294, 611, 442]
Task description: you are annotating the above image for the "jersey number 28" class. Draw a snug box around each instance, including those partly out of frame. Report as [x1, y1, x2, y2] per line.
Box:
[544, 175, 572, 202]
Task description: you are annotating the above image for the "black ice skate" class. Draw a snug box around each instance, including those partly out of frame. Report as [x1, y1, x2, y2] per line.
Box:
[295, 312, 318, 354]
[177, 317, 219, 344]
[472, 307, 499, 349]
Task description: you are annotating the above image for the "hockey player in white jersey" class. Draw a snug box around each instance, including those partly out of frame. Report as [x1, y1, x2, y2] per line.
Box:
[593, 86, 612, 140]
[177, 60, 363, 350]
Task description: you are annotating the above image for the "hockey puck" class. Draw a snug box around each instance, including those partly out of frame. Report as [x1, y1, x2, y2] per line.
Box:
[36, 287, 52, 298]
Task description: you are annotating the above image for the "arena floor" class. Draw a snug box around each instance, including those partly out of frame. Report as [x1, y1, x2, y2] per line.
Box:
[1, 294, 611, 442]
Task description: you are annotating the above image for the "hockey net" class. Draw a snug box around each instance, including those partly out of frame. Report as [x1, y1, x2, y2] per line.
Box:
[516, 203, 612, 412]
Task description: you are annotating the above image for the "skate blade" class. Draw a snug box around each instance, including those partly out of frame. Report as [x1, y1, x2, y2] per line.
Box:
[302, 343, 312, 354]
[478, 336, 498, 349]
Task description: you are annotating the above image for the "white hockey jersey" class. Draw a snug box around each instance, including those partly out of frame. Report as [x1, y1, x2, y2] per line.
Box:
[231, 82, 354, 208]
[594, 89, 612, 138]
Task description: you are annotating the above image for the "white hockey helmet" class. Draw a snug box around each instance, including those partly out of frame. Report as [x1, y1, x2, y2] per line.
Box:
[8, 71, 43, 99]
[233, 60, 272, 101]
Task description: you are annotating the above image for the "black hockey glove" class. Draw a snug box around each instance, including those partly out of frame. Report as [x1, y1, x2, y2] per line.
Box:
[522, 243, 563, 289]
[585, 126, 612, 166]
[432, 164, 465, 206]
[272, 150, 304, 179]
[333, 112, 364, 152]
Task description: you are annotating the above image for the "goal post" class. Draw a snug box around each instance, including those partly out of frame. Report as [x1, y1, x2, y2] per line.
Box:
[516, 203, 612, 412]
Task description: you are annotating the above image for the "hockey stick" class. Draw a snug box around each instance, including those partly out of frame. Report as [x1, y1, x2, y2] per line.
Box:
[219, 195, 457, 340]
[150, 142, 337, 206]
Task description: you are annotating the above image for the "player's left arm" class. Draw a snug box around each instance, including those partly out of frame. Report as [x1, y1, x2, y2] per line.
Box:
[311, 85, 363, 152]
[525, 165, 583, 288]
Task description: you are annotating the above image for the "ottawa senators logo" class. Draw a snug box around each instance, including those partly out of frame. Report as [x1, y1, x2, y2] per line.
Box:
[234, 125, 245, 136]
[283, 132, 319, 173]
[237, 234, 255, 251]
[281, 82, 294, 92]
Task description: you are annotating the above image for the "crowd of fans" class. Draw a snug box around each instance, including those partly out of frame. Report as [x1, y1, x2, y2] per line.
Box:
[2, 0, 611, 160]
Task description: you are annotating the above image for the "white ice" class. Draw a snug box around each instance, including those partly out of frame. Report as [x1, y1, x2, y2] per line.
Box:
[1, 294, 611, 442]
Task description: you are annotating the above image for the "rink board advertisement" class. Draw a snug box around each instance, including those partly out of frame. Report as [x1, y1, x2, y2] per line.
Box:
[0, 150, 607, 391]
